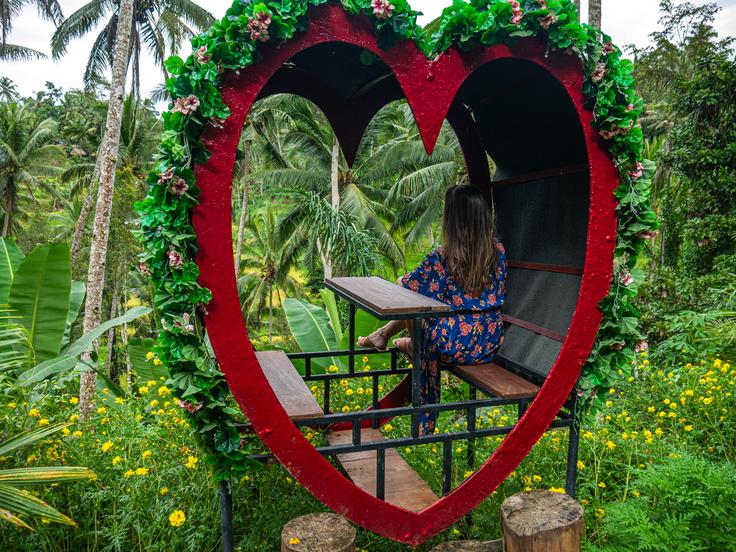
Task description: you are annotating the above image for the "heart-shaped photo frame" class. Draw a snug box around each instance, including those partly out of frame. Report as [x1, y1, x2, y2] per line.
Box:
[192, 4, 616, 546]
[137, 0, 655, 547]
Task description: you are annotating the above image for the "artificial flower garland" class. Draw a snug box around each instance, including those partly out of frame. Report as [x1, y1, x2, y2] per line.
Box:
[136, 0, 657, 479]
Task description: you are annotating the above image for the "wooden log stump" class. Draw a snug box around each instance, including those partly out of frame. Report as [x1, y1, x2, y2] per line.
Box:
[281, 513, 356, 552]
[501, 490, 584, 552]
[430, 539, 503, 551]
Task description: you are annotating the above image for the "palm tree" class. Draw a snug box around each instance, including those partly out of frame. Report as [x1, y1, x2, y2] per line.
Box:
[0, 77, 19, 102]
[51, 0, 214, 93]
[0, 0, 62, 61]
[0, 103, 65, 236]
[238, 207, 305, 340]
[77, 0, 136, 418]
[589, 0, 602, 29]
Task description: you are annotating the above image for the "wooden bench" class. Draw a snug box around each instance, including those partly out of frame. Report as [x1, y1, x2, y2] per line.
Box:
[452, 362, 539, 400]
[256, 351, 323, 420]
[327, 428, 437, 512]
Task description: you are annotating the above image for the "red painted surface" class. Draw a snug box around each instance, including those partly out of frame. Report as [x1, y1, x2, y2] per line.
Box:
[192, 4, 618, 546]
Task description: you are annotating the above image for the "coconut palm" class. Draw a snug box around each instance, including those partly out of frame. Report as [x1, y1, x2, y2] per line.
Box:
[238, 207, 305, 340]
[0, 0, 62, 61]
[0, 103, 65, 237]
[50, 0, 214, 93]
[0, 77, 19, 102]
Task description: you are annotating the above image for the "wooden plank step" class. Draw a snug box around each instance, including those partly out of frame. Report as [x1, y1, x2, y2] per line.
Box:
[256, 351, 323, 420]
[453, 363, 540, 400]
[327, 429, 437, 512]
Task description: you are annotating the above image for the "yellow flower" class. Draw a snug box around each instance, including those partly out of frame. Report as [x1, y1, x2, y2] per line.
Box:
[142, 450, 152, 459]
[101, 441, 113, 453]
[185, 456, 198, 469]
[341, 406, 350, 413]
[464, 470, 473, 478]
[123, 469, 134, 478]
[146, 351, 156, 361]
[340, 379, 349, 387]
[345, 389, 354, 396]
[7, 402, 16, 409]
[685, 389, 694, 397]
[158, 386, 171, 397]
[655, 428, 664, 436]
[532, 474, 542, 483]
[609, 388, 616, 394]
[356, 387, 364, 395]
[96, 407, 106, 414]
[288, 537, 300, 545]
[115, 397, 125, 404]
[112, 456, 122, 465]
[152, 359, 163, 367]
[168, 510, 186, 527]
[703, 397, 714, 405]
[73, 430, 82, 438]
[598, 481, 606, 488]
[61, 428, 70, 437]
[135, 467, 149, 476]
[160, 487, 169, 495]
[549, 487, 565, 494]
[328, 365, 338, 373]
[28, 408, 41, 417]
[383, 424, 393, 432]
[595, 508, 605, 518]
[684, 425, 693, 432]
[606, 440, 615, 450]
[138, 386, 149, 395]
[647, 406, 656, 413]
[577, 460, 585, 470]
[38, 418, 49, 426]
[69, 397, 79, 405]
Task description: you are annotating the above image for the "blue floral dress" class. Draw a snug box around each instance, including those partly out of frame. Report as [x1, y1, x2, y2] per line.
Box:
[400, 243, 507, 435]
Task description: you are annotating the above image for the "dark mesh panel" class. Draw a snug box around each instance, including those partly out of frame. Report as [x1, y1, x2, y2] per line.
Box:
[499, 325, 562, 377]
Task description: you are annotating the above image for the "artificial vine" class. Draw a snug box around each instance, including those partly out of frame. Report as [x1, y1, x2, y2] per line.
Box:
[136, 0, 657, 478]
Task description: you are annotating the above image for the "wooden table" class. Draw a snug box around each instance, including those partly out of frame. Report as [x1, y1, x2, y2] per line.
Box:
[325, 276, 452, 438]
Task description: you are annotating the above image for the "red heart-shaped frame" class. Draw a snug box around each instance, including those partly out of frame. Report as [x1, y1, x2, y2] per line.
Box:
[193, 4, 618, 546]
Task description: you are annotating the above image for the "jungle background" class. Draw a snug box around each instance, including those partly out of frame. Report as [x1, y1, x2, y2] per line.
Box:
[0, 0, 735, 550]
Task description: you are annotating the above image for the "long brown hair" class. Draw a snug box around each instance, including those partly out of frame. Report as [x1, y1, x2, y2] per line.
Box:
[442, 184, 499, 295]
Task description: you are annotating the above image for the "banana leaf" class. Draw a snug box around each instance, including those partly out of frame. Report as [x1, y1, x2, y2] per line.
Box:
[0, 238, 24, 304]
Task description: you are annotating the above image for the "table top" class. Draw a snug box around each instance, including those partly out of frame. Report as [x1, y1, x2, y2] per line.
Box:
[325, 276, 451, 320]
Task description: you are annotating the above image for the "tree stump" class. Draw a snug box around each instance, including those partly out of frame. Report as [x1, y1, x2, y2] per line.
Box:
[501, 490, 584, 552]
[281, 513, 356, 552]
[430, 540, 503, 551]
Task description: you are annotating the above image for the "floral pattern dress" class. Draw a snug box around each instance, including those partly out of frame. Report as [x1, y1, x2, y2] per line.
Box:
[400, 243, 507, 435]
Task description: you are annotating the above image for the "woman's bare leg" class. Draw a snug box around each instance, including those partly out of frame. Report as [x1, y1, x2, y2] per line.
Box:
[357, 319, 406, 351]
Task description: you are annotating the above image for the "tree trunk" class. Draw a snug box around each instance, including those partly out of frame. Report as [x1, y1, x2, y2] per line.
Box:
[331, 131, 340, 210]
[589, 0, 602, 29]
[2, 174, 15, 237]
[71, 172, 98, 269]
[268, 281, 273, 343]
[234, 139, 252, 272]
[78, 0, 135, 420]
[281, 513, 355, 552]
[573, 0, 580, 18]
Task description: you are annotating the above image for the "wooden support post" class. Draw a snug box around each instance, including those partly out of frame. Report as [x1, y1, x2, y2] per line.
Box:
[501, 491, 584, 552]
[281, 513, 356, 552]
[430, 540, 502, 551]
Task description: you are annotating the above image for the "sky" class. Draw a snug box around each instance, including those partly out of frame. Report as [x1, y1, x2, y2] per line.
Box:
[2, 0, 735, 99]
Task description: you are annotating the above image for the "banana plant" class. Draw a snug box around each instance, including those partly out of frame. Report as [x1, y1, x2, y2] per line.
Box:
[283, 289, 388, 373]
[0, 423, 96, 529]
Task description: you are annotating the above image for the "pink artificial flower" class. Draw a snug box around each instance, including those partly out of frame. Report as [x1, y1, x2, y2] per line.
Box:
[168, 246, 183, 269]
[629, 161, 644, 180]
[195, 46, 211, 64]
[509, 0, 523, 24]
[602, 42, 615, 55]
[591, 62, 607, 83]
[173, 95, 200, 116]
[247, 11, 272, 42]
[634, 340, 649, 353]
[539, 12, 558, 29]
[538, 0, 547, 8]
[178, 399, 203, 414]
[626, 103, 634, 111]
[637, 229, 659, 240]
[372, 0, 395, 19]
[169, 177, 189, 196]
[139, 261, 151, 276]
[619, 270, 634, 287]
[181, 313, 195, 333]
[158, 167, 174, 183]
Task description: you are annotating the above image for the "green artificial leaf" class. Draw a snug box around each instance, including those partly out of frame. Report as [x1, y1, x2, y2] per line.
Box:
[8, 243, 71, 363]
[0, 238, 24, 304]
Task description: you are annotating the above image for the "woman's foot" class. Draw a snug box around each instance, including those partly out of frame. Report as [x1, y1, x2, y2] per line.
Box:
[393, 337, 413, 358]
[357, 329, 389, 351]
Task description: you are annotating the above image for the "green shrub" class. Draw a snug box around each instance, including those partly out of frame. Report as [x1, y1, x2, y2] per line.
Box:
[590, 454, 736, 552]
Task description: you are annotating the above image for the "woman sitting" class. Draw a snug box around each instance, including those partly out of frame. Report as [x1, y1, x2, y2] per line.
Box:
[358, 184, 508, 435]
